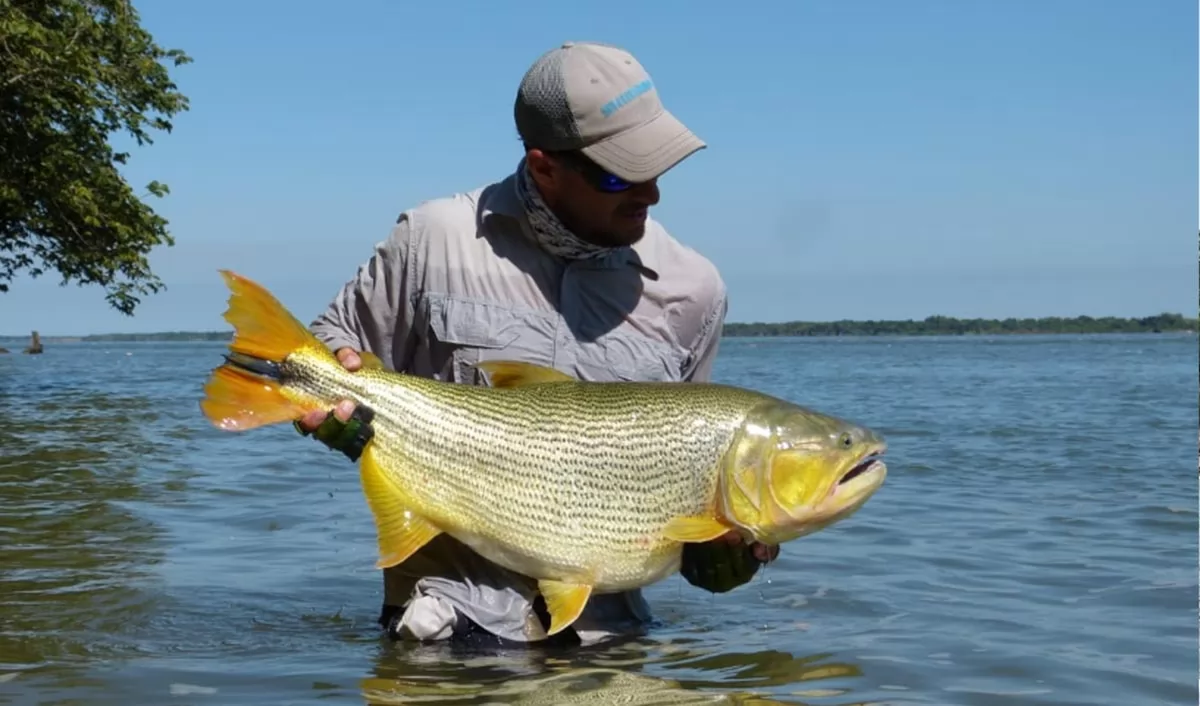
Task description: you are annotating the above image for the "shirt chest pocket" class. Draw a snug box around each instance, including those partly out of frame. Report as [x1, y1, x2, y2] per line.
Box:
[423, 295, 555, 384]
[588, 329, 686, 383]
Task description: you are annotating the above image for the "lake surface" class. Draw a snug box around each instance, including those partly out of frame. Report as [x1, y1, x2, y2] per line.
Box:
[0, 334, 1195, 705]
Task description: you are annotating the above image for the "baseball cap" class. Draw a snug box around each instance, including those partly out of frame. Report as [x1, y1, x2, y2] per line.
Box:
[514, 41, 706, 183]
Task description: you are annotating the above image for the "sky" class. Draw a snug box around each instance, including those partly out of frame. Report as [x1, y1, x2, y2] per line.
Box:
[2, 0, 1196, 335]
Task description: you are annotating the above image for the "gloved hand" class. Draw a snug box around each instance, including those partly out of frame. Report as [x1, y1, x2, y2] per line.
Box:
[294, 404, 376, 462]
[680, 537, 779, 593]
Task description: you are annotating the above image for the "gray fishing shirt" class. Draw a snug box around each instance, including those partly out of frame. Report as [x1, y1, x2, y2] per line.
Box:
[309, 168, 728, 645]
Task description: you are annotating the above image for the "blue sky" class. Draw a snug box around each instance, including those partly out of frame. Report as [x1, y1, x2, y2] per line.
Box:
[3, 0, 1196, 335]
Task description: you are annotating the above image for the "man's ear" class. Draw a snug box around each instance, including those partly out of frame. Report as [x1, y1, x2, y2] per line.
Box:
[525, 148, 557, 190]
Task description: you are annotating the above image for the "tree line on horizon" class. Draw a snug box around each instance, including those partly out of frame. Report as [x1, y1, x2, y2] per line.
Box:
[722, 312, 1197, 337]
[4, 312, 1192, 343]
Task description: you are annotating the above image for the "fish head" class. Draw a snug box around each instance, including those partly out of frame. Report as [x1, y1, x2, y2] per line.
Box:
[718, 401, 888, 546]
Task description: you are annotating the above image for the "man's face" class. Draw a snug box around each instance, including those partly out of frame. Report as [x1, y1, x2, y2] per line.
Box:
[526, 149, 661, 248]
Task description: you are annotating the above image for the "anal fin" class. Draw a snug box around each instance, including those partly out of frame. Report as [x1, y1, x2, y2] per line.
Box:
[538, 579, 593, 636]
[359, 445, 442, 569]
[662, 515, 732, 543]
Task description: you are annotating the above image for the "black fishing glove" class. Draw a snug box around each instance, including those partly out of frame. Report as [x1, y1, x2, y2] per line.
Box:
[295, 405, 376, 462]
[680, 540, 764, 594]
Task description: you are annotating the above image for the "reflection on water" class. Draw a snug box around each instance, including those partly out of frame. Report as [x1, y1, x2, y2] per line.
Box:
[364, 667, 774, 705]
[361, 638, 865, 705]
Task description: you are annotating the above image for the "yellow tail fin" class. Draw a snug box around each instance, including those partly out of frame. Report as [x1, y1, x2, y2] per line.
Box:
[201, 365, 309, 430]
[198, 270, 329, 431]
[218, 269, 324, 363]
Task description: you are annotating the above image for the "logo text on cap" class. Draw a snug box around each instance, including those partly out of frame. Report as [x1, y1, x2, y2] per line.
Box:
[601, 79, 654, 118]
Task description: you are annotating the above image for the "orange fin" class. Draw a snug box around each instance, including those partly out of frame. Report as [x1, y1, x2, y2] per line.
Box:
[538, 579, 592, 635]
[200, 365, 310, 431]
[475, 360, 574, 388]
[663, 515, 732, 543]
[359, 444, 442, 569]
[218, 269, 328, 364]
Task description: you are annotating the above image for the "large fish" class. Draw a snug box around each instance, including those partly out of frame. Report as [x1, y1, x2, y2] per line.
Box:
[199, 270, 889, 635]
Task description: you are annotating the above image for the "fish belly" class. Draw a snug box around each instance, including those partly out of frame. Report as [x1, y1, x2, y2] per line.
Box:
[362, 382, 748, 591]
[374, 432, 715, 589]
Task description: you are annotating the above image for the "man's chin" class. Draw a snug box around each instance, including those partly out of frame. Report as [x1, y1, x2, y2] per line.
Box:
[602, 221, 647, 247]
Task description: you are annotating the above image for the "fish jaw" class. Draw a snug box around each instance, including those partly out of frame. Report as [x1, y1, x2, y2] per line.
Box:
[828, 452, 888, 512]
[716, 401, 889, 547]
[765, 445, 887, 543]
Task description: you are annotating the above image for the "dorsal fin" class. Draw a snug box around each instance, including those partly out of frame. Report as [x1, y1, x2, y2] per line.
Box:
[358, 350, 386, 370]
[475, 360, 575, 388]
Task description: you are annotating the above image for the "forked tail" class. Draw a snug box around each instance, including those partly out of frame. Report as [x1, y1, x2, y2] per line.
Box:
[199, 269, 333, 431]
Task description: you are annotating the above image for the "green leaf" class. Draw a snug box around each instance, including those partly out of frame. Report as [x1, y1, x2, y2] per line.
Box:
[0, 0, 192, 315]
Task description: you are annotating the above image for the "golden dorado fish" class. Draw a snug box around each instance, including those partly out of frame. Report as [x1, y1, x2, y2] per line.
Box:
[199, 270, 889, 636]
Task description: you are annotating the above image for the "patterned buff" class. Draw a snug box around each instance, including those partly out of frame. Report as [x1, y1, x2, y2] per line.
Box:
[514, 159, 614, 261]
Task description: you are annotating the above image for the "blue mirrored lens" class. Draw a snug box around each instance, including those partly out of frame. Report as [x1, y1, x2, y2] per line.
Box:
[597, 174, 632, 192]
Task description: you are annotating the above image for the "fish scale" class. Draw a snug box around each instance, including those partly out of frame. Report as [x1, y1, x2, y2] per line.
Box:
[199, 269, 889, 636]
[332, 373, 763, 584]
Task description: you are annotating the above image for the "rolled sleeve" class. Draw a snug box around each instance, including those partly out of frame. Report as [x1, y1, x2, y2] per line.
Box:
[684, 294, 727, 382]
[682, 274, 729, 383]
[310, 214, 418, 370]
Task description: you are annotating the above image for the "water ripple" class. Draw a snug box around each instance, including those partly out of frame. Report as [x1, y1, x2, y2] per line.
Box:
[0, 335, 1195, 705]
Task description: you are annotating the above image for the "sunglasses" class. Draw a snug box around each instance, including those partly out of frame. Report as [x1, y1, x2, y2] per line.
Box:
[549, 150, 634, 193]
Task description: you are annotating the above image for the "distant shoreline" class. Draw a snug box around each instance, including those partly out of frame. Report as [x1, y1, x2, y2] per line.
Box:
[2, 313, 1195, 343]
[723, 313, 1196, 337]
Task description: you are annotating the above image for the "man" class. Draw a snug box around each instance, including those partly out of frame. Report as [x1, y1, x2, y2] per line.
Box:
[297, 41, 778, 647]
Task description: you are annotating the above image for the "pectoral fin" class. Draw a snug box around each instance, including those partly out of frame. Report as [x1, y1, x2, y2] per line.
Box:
[475, 360, 574, 388]
[537, 579, 593, 635]
[663, 515, 732, 543]
[359, 445, 442, 568]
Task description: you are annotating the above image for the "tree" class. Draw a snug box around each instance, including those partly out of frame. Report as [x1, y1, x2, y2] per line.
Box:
[0, 0, 190, 315]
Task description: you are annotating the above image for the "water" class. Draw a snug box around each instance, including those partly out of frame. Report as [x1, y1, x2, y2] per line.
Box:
[0, 334, 1195, 705]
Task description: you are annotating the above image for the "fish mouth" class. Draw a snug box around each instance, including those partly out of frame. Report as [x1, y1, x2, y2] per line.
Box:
[837, 444, 888, 488]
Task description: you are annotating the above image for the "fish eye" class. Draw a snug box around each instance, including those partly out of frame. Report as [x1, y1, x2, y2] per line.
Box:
[838, 432, 854, 448]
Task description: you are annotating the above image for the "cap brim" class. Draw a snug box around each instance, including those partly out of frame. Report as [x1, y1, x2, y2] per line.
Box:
[580, 109, 706, 183]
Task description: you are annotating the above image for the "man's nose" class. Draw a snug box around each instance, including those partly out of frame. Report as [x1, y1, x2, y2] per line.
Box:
[629, 179, 660, 205]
